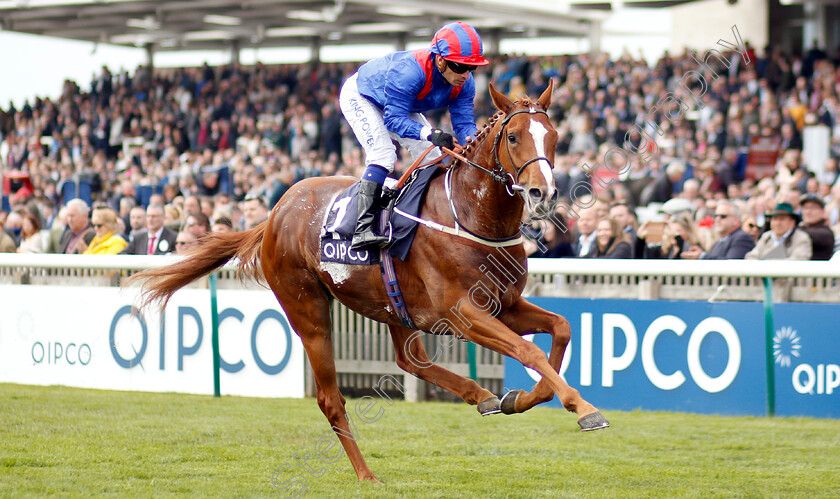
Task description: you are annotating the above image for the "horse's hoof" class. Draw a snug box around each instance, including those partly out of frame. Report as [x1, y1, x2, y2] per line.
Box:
[577, 411, 610, 431]
[477, 396, 501, 416]
[500, 389, 524, 415]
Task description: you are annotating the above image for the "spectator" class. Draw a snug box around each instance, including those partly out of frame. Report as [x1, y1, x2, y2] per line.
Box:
[526, 215, 573, 258]
[244, 172, 271, 201]
[175, 230, 198, 254]
[4, 210, 23, 246]
[609, 202, 637, 240]
[195, 170, 220, 197]
[636, 215, 702, 259]
[185, 212, 210, 239]
[591, 218, 632, 258]
[162, 183, 181, 204]
[319, 104, 342, 159]
[241, 197, 268, 230]
[127, 206, 146, 242]
[0, 227, 15, 252]
[81, 207, 127, 255]
[121, 204, 177, 255]
[269, 166, 296, 209]
[682, 200, 755, 259]
[149, 194, 166, 207]
[111, 179, 138, 212]
[663, 215, 704, 259]
[57, 198, 95, 254]
[46, 207, 67, 253]
[200, 195, 215, 220]
[741, 215, 761, 242]
[798, 194, 834, 260]
[164, 204, 182, 231]
[211, 215, 234, 234]
[572, 207, 599, 257]
[640, 161, 685, 206]
[817, 157, 838, 186]
[118, 196, 137, 230]
[16, 213, 44, 253]
[183, 195, 202, 218]
[776, 150, 808, 193]
[660, 198, 693, 219]
[746, 203, 812, 260]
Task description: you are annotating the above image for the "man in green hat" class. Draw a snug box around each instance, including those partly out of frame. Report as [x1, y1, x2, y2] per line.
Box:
[745, 202, 812, 260]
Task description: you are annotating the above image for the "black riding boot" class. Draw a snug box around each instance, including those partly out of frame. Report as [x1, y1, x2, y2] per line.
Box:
[350, 179, 389, 250]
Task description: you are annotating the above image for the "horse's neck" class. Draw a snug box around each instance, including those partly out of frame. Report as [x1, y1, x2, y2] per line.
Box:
[450, 133, 524, 239]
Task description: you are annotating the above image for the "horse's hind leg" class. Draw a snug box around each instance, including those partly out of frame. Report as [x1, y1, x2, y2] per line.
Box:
[388, 325, 501, 414]
[496, 297, 572, 414]
[266, 270, 379, 482]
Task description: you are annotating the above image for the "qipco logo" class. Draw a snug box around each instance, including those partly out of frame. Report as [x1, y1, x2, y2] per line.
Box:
[31, 341, 91, 366]
[109, 305, 293, 375]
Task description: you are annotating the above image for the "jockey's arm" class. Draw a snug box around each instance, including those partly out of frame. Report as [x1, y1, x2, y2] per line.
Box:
[448, 78, 479, 145]
[381, 63, 426, 140]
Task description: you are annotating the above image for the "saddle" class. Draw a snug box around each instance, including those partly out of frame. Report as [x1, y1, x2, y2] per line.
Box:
[320, 165, 443, 265]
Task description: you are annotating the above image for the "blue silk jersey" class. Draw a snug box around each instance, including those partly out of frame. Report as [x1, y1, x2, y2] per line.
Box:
[355, 49, 478, 144]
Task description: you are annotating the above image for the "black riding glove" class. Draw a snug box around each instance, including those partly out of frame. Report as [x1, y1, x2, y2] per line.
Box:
[428, 129, 455, 150]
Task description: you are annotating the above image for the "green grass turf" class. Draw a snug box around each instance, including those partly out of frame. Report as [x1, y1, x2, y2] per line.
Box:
[1, 383, 839, 498]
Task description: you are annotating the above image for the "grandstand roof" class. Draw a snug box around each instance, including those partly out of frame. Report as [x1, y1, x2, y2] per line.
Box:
[0, 0, 694, 54]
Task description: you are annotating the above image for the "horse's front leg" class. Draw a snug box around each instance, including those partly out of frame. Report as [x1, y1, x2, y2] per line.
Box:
[497, 297, 572, 414]
[456, 303, 609, 431]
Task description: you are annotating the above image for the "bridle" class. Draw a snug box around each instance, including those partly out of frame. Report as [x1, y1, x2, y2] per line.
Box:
[392, 103, 557, 247]
[450, 105, 555, 197]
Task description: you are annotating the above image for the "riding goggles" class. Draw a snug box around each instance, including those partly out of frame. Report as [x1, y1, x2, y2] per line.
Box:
[446, 60, 478, 74]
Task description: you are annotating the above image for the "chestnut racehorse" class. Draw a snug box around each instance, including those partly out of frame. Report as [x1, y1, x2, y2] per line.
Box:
[128, 81, 609, 483]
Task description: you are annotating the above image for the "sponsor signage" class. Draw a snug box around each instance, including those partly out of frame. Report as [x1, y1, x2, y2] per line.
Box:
[506, 298, 838, 418]
[774, 303, 840, 419]
[0, 285, 304, 398]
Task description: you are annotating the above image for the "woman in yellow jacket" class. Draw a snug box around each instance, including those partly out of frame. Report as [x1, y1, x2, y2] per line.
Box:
[81, 207, 128, 255]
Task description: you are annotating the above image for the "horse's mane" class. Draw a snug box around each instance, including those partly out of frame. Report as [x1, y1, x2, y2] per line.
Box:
[460, 97, 539, 160]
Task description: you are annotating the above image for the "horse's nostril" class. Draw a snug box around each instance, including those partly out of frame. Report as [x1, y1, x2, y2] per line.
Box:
[528, 188, 543, 200]
[549, 189, 559, 205]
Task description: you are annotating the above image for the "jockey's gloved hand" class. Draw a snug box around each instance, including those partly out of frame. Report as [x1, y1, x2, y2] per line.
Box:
[428, 129, 455, 150]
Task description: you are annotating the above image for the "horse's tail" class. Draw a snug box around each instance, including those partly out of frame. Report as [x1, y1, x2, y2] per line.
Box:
[126, 221, 267, 309]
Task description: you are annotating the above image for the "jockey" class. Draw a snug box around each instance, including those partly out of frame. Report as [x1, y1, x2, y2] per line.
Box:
[339, 21, 489, 250]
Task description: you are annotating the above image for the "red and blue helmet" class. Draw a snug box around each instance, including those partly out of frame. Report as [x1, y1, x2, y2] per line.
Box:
[429, 21, 489, 66]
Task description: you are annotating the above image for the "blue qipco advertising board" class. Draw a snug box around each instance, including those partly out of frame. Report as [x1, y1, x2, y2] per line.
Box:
[504, 298, 838, 419]
[774, 303, 840, 418]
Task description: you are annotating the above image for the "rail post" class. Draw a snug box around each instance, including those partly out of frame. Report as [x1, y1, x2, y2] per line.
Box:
[762, 277, 775, 416]
[210, 272, 221, 398]
[467, 342, 477, 381]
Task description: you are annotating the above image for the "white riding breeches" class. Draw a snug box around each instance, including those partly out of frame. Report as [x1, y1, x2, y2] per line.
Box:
[339, 72, 442, 173]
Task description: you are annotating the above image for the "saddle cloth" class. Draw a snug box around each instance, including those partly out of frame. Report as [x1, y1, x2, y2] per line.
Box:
[320, 165, 442, 265]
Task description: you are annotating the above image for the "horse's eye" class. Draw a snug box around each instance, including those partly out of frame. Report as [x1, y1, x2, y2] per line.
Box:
[507, 133, 516, 144]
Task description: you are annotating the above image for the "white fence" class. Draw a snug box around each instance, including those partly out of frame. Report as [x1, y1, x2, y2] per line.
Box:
[1, 255, 839, 400]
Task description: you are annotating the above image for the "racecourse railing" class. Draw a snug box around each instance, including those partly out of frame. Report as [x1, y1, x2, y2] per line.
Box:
[2, 254, 839, 401]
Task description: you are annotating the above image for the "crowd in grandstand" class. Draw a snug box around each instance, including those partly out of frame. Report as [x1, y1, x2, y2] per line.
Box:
[1, 42, 839, 260]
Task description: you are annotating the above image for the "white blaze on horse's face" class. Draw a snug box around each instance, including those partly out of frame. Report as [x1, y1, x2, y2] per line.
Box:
[527, 117, 556, 203]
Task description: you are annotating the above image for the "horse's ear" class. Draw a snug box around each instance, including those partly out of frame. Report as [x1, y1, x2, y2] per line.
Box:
[537, 79, 554, 109]
[489, 82, 512, 113]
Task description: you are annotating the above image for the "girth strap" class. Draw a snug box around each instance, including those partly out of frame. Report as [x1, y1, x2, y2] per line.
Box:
[378, 199, 417, 330]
